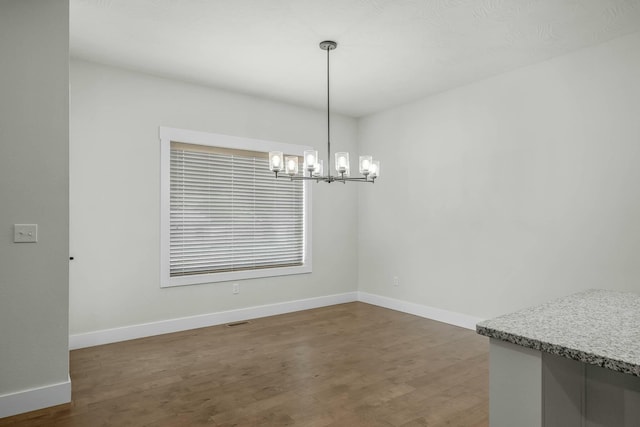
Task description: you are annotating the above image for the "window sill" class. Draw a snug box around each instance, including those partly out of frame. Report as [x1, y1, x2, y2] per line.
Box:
[161, 263, 312, 288]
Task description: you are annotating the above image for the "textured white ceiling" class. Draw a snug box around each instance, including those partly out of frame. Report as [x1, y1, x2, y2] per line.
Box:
[71, 0, 640, 117]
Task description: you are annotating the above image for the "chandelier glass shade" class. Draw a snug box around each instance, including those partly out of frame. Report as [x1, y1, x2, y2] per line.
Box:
[269, 41, 379, 184]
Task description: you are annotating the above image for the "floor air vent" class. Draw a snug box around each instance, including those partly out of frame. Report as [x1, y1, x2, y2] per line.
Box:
[226, 321, 250, 327]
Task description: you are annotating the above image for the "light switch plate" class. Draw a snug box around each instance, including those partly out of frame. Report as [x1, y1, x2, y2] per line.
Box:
[14, 224, 38, 243]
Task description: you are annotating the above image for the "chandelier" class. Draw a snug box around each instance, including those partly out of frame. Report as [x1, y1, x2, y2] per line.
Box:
[269, 41, 379, 183]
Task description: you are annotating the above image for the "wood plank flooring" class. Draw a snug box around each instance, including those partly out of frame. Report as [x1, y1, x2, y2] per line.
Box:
[1, 302, 489, 426]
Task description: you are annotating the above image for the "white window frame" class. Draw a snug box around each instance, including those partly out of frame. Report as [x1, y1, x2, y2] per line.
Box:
[160, 126, 312, 288]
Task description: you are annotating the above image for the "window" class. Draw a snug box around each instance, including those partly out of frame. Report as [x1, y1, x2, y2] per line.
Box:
[160, 127, 312, 287]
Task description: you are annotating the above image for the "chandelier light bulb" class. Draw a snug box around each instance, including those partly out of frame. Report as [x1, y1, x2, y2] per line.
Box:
[370, 160, 380, 178]
[335, 152, 349, 174]
[359, 155, 372, 175]
[269, 151, 283, 172]
[303, 150, 318, 173]
[285, 156, 299, 176]
[312, 160, 323, 177]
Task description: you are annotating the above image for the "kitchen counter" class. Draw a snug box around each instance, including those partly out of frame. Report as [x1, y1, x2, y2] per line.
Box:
[477, 289, 640, 427]
[477, 289, 640, 377]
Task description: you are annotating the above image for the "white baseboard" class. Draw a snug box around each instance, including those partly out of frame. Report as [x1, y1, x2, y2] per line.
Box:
[0, 375, 71, 419]
[357, 291, 484, 330]
[69, 292, 358, 350]
[70, 291, 482, 350]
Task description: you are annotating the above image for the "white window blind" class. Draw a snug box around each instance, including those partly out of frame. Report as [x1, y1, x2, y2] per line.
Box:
[169, 142, 305, 277]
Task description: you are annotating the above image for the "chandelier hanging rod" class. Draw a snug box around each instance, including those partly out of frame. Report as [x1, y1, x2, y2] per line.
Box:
[268, 41, 380, 184]
[325, 40, 333, 181]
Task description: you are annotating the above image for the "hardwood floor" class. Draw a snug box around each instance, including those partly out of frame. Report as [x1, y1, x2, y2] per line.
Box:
[1, 302, 489, 426]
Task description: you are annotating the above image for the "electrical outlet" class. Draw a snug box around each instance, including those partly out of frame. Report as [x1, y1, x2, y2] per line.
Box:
[14, 224, 38, 243]
[232, 283, 240, 294]
[393, 276, 399, 287]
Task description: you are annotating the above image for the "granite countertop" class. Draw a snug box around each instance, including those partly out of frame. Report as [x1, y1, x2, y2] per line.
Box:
[476, 289, 640, 377]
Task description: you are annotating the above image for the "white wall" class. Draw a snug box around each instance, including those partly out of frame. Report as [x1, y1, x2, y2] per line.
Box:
[358, 32, 640, 319]
[0, 0, 69, 407]
[69, 60, 358, 335]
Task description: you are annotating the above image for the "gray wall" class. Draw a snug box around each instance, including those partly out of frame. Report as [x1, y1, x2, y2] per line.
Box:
[358, 31, 640, 319]
[0, 0, 69, 394]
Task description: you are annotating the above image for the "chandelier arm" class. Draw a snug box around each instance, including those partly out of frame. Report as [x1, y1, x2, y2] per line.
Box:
[276, 174, 375, 183]
[334, 177, 375, 184]
[276, 175, 322, 182]
[330, 178, 374, 183]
